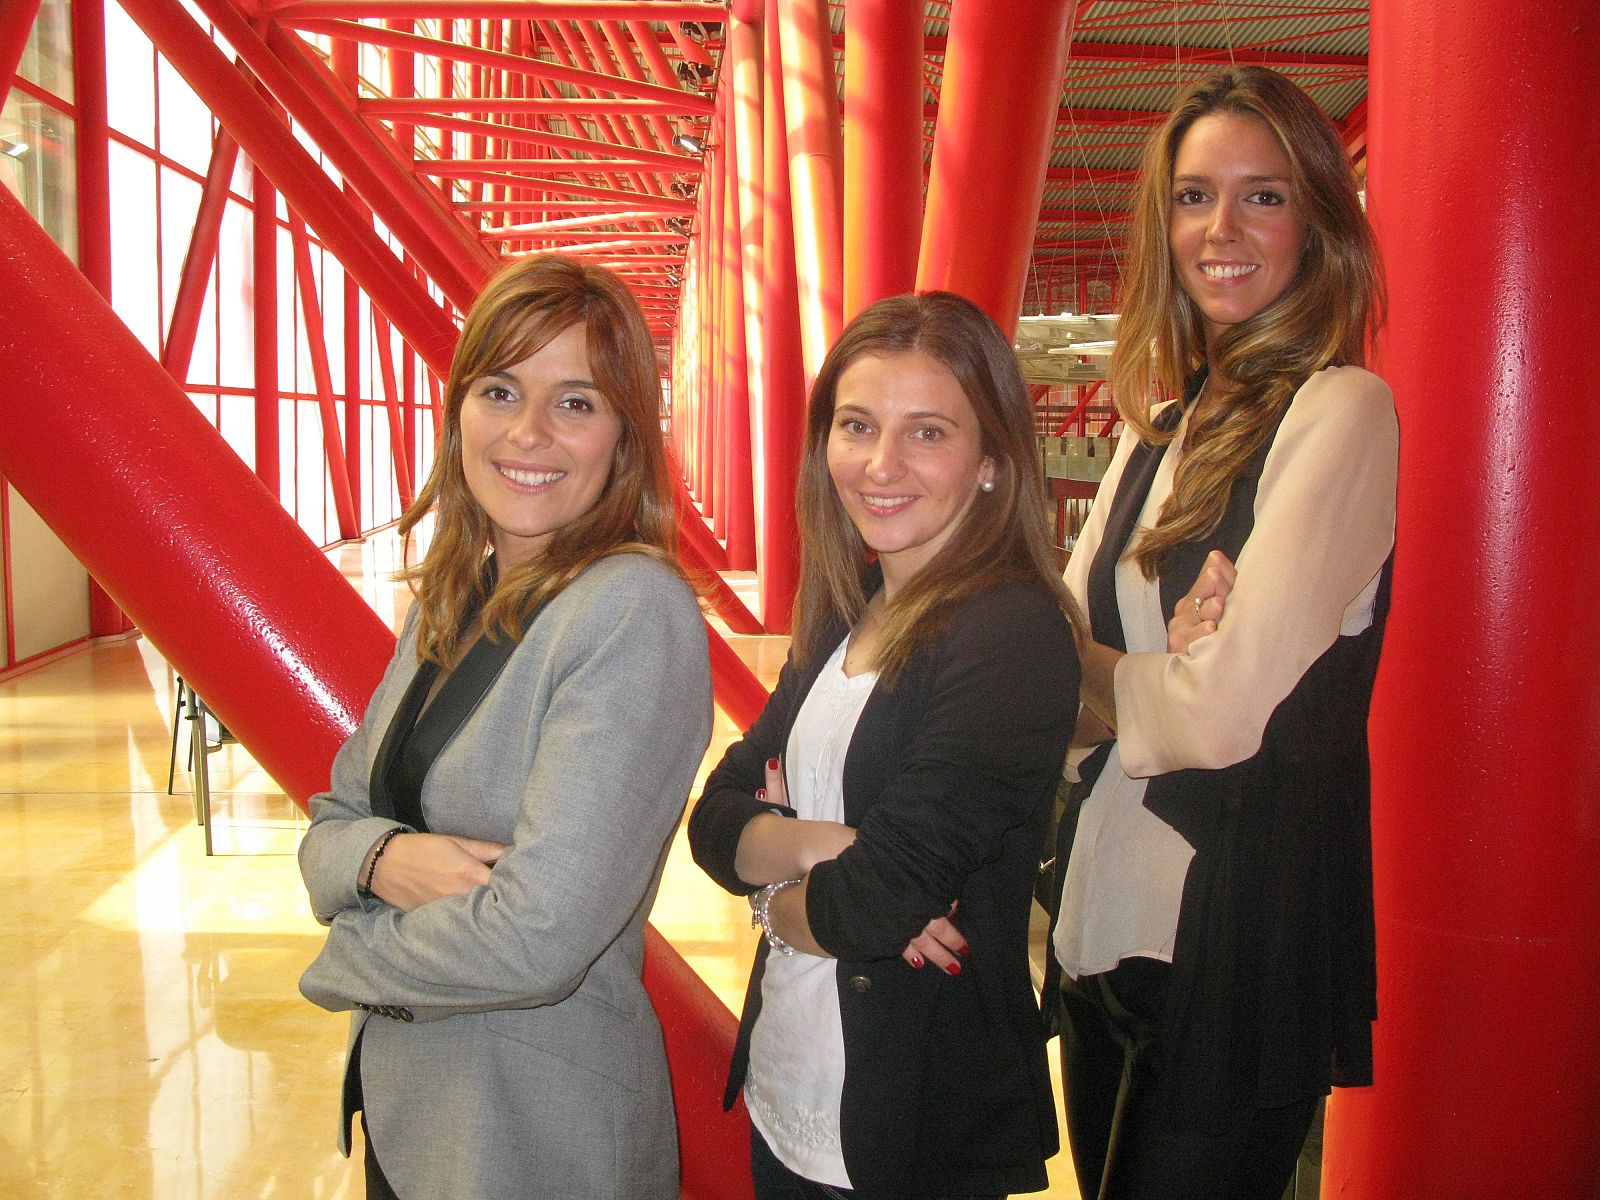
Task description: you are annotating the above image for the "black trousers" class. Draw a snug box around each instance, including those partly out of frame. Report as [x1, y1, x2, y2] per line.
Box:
[749, 1124, 1004, 1200]
[1058, 957, 1317, 1200]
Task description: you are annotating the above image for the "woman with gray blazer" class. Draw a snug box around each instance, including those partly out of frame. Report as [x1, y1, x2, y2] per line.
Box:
[690, 293, 1081, 1199]
[298, 257, 711, 1200]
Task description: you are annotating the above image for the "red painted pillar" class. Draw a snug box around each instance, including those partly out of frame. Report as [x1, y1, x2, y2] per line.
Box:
[728, 4, 768, 568]
[916, 0, 1072, 334]
[842, 0, 922, 320]
[700, 163, 723, 533]
[777, 0, 843, 380]
[1322, 6, 1600, 1198]
[719, 100, 757, 573]
[70, 0, 131, 638]
[759, 0, 805, 632]
[251, 160, 281, 499]
[163, 130, 240, 383]
[0, 0, 41, 105]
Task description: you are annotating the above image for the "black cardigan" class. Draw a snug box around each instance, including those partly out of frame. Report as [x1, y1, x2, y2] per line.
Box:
[689, 575, 1079, 1198]
[1046, 392, 1390, 1128]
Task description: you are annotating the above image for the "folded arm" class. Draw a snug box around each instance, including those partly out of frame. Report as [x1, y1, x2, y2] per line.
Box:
[299, 564, 712, 1020]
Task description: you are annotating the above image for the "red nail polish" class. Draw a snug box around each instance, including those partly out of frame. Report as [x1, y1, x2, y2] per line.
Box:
[766, 758, 779, 772]
[910, 954, 924, 969]
[957, 944, 971, 957]
[756, 788, 767, 801]
[945, 962, 961, 977]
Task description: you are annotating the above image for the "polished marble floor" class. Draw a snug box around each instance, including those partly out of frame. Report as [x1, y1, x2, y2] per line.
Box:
[0, 530, 1078, 1199]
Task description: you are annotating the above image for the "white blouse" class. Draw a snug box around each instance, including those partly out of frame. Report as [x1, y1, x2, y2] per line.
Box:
[746, 634, 877, 1188]
[1054, 366, 1398, 979]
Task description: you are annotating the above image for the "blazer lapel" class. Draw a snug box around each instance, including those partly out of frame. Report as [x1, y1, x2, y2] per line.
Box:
[367, 575, 552, 833]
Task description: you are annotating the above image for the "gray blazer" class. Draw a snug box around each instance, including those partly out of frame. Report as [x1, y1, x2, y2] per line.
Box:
[299, 553, 712, 1200]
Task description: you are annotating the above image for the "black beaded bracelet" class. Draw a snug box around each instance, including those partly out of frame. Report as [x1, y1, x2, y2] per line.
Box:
[358, 828, 406, 899]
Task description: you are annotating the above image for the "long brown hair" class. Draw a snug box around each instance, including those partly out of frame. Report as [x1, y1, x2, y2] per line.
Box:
[400, 255, 678, 664]
[792, 291, 1081, 684]
[1112, 66, 1383, 578]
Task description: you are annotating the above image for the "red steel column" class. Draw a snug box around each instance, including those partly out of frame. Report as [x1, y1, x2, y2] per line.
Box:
[252, 160, 281, 499]
[842, 0, 922, 320]
[71, 0, 130, 638]
[0, 182, 756, 1200]
[916, 0, 1072, 334]
[777, 0, 843, 380]
[719, 99, 757, 573]
[759, 0, 804, 632]
[1322, 6, 1600, 1198]
[728, 5, 767, 569]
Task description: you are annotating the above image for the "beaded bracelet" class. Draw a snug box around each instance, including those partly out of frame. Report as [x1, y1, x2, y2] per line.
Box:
[750, 878, 802, 956]
[358, 827, 406, 899]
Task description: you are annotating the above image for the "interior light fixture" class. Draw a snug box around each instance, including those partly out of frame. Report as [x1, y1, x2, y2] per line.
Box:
[671, 133, 706, 155]
[665, 217, 692, 236]
[0, 139, 30, 159]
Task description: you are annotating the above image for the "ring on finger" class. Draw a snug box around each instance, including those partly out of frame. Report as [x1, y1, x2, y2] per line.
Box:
[1193, 596, 1204, 616]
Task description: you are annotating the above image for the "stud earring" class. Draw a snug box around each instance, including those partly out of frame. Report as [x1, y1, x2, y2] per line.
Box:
[979, 479, 996, 493]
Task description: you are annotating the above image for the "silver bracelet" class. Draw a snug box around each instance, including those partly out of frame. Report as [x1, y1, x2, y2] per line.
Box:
[750, 879, 802, 956]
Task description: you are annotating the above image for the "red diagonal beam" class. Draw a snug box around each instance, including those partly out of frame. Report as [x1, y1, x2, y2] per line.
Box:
[289, 214, 361, 540]
[361, 96, 713, 117]
[286, 17, 713, 111]
[162, 127, 240, 383]
[259, 17, 493, 300]
[114, 0, 458, 375]
[601, 22, 679, 150]
[438, 169, 683, 209]
[264, 0, 728, 17]
[539, 18, 659, 201]
[184, 0, 487, 306]
[370, 307, 416, 507]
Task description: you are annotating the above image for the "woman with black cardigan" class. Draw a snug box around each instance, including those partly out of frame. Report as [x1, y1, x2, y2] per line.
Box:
[1047, 67, 1397, 1200]
[690, 291, 1080, 1199]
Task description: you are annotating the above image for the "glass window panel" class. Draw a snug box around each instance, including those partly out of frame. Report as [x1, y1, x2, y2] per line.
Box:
[155, 53, 213, 174]
[277, 397, 295, 510]
[107, 141, 158, 352]
[187, 388, 217, 426]
[1, 92, 77, 261]
[217, 197, 253, 389]
[320, 247, 345, 389]
[158, 165, 201, 350]
[16, 0, 73, 103]
[187, 267, 218, 387]
[218, 393, 254, 472]
[104, 0, 155, 146]
[296, 398, 328, 542]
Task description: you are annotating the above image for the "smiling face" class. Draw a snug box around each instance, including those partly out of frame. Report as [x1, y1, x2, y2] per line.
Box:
[458, 322, 623, 570]
[1168, 111, 1307, 353]
[825, 350, 994, 596]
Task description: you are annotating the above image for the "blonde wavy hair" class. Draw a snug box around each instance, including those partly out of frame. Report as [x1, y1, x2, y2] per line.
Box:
[1112, 66, 1384, 578]
[400, 255, 678, 665]
[791, 291, 1081, 686]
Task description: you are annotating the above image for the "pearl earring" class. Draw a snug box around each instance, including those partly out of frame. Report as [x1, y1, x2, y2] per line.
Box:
[979, 479, 996, 493]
